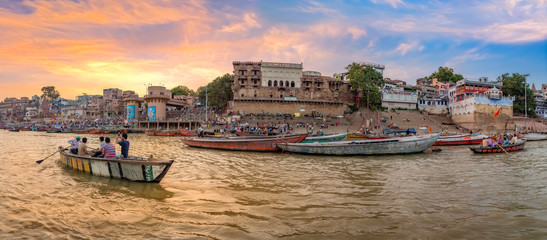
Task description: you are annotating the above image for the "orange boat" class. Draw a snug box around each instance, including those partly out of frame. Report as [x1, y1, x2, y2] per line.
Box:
[181, 134, 307, 151]
[155, 130, 178, 136]
[178, 129, 197, 136]
[145, 130, 156, 136]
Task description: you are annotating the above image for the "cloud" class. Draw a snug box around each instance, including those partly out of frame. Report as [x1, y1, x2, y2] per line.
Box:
[394, 41, 424, 55]
[221, 13, 261, 33]
[371, 0, 405, 8]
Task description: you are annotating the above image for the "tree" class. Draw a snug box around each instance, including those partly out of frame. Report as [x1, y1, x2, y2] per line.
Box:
[426, 66, 464, 83]
[345, 63, 384, 110]
[41, 86, 60, 100]
[171, 85, 197, 96]
[497, 73, 537, 117]
[198, 73, 234, 109]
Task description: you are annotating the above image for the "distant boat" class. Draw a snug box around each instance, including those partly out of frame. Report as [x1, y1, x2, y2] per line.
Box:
[155, 130, 178, 136]
[469, 139, 526, 154]
[434, 134, 488, 146]
[178, 129, 198, 136]
[58, 147, 174, 183]
[8, 128, 20, 132]
[278, 133, 440, 155]
[522, 133, 547, 141]
[182, 134, 307, 151]
[301, 133, 348, 143]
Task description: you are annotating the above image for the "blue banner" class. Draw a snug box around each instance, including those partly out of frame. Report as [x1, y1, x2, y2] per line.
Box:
[126, 105, 135, 121]
[147, 106, 156, 121]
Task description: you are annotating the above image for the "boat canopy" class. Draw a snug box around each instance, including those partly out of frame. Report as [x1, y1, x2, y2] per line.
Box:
[383, 128, 416, 135]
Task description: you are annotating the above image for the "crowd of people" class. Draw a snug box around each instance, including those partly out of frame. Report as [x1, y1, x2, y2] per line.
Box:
[481, 134, 519, 148]
[67, 133, 130, 159]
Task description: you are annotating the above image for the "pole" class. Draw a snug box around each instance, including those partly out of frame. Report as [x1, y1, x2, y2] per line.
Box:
[205, 86, 208, 127]
[525, 77, 527, 132]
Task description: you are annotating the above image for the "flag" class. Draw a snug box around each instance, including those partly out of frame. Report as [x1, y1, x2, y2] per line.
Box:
[491, 108, 501, 119]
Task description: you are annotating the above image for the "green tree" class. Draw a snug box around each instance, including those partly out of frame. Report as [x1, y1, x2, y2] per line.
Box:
[498, 73, 537, 117]
[345, 63, 384, 109]
[198, 73, 234, 109]
[40, 86, 60, 100]
[426, 66, 464, 83]
[171, 85, 197, 96]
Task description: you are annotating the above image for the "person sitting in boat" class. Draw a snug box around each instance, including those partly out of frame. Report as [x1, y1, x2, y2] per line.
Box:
[198, 126, 204, 137]
[102, 137, 116, 159]
[487, 138, 495, 148]
[510, 135, 518, 144]
[502, 137, 510, 146]
[116, 133, 130, 159]
[78, 137, 89, 156]
[67, 136, 81, 154]
[482, 139, 489, 148]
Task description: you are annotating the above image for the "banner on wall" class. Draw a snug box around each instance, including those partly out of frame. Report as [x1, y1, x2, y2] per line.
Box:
[126, 105, 135, 121]
[147, 106, 156, 121]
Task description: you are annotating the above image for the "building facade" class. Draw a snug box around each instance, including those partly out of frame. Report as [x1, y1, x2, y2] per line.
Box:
[231, 61, 354, 116]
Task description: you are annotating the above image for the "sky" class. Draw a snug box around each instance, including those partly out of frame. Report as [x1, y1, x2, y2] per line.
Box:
[0, 0, 546, 100]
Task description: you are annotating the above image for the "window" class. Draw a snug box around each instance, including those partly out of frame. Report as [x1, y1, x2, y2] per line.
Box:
[280, 81, 284, 87]
[241, 94, 244, 97]
[268, 80, 272, 86]
[291, 81, 295, 87]
[274, 81, 278, 87]
[285, 81, 289, 87]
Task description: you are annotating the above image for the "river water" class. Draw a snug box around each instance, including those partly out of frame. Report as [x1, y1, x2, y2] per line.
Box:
[1, 130, 546, 239]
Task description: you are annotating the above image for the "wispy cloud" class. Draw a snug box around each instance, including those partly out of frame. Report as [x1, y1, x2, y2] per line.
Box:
[394, 41, 424, 55]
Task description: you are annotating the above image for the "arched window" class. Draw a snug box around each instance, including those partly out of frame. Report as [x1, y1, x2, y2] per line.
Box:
[280, 81, 284, 87]
[268, 80, 272, 86]
[285, 81, 289, 87]
[274, 81, 278, 87]
[291, 81, 295, 87]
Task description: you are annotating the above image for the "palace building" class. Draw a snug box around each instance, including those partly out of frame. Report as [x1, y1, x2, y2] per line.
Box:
[229, 61, 354, 116]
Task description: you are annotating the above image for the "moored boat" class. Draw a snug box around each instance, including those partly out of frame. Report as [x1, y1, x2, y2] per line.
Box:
[178, 129, 197, 136]
[277, 133, 440, 155]
[8, 128, 20, 132]
[434, 134, 488, 146]
[155, 130, 178, 136]
[469, 139, 526, 153]
[522, 133, 547, 141]
[301, 133, 348, 143]
[182, 134, 308, 151]
[58, 147, 173, 182]
[346, 133, 392, 140]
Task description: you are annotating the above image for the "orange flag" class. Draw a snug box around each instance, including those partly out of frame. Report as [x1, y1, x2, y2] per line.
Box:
[491, 108, 501, 119]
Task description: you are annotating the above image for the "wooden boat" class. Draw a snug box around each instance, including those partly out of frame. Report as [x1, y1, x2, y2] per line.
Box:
[434, 134, 488, 146]
[182, 134, 308, 151]
[58, 147, 173, 183]
[144, 129, 156, 136]
[235, 131, 268, 136]
[301, 133, 348, 143]
[469, 139, 526, 153]
[8, 128, 20, 132]
[178, 129, 198, 136]
[277, 133, 440, 155]
[346, 133, 392, 140]
[46, 129, 62, 133]
[522, 133, 547, 141]
[155, 130, 178, 136]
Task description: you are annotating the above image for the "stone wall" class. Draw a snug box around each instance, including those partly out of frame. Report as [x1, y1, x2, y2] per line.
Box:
[451, 104, 514, 131]
[232, 100, 348, 116]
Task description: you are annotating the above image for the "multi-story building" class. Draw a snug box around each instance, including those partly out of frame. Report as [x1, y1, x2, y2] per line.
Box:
[381, 91, 418, 110]
[231, 61, 354, 116]
[103, 88, 123, 117]
[455, 79, 501, 101]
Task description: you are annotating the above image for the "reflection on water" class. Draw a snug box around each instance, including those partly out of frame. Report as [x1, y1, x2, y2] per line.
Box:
[1, 131, 546, 239]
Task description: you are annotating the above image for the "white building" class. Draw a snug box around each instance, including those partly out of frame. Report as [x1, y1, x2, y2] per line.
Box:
[381, 91, 418, 110]
[261, 62, 303, 88]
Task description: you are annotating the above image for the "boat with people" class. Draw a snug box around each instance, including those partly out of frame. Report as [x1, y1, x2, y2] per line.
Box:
[301, 132, 348, 143]
[277, 133, 440, 155]
[469, 139, 526, 153]
[58, 147, 174, 182]
[434, 134, 488, 146]
[521, 133, 547, 141]
[182, 133, 308, 151]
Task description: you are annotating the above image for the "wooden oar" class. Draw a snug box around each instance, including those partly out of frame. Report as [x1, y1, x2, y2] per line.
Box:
[36, 151, 59, 164]
[494, 141, 509, 154]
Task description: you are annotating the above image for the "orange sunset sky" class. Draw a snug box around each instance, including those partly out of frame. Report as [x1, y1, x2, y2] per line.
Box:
[1, 0, 546, 100]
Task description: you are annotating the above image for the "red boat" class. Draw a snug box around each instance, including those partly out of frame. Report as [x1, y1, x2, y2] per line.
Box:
[469, 139, 526, 153]
[144, 129, 156, 136]
[178, 129, 197, 136]
[155, 130, 178, 136]
[434, 134, 488, 146]
[182, 134, 308, 151]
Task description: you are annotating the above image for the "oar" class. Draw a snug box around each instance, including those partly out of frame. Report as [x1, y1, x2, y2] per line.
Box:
[494, 141, 509, 154]
[36, 151, 59, 164]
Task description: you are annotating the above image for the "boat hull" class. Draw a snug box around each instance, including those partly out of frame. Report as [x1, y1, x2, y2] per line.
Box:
[182, 134, 307, 151]
[58, 147, 173, 183]
[469, 140, 526, 154]
[278, 133, 440, 155]
[434, 134, 488, 146]
[522, 133, 547, 141]
[301, 133, 348, 143]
